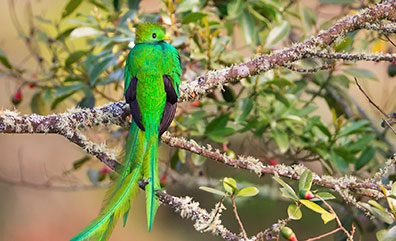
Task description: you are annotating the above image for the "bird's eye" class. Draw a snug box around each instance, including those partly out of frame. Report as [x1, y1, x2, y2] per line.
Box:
[152, 33, 157, 38]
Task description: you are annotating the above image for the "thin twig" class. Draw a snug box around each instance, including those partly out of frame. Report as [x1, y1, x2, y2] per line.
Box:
[354, 77, 389, 118]
[316, 195, 354, 241]
[231, 196, 248, 240]
[354, 77, 396, 136]
[283, 62, 334, 73]
[384, 35, 396, 48]
[200, 195, 227, 231]
[305, 227, 342, 241]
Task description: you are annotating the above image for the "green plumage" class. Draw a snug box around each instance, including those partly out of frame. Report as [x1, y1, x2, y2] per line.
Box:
[71, 22, 181, 240]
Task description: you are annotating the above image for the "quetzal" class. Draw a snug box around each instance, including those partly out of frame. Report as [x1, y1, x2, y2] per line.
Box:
[71, 22, 181, 241]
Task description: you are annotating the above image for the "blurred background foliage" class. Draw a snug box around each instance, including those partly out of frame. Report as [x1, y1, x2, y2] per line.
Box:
[1, 0, 396, 240]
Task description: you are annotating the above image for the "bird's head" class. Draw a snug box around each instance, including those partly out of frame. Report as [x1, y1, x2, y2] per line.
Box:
[135, 23, 168, 44]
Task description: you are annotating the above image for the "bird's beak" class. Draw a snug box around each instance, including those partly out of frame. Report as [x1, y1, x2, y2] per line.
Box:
[164, 35, 169, 40]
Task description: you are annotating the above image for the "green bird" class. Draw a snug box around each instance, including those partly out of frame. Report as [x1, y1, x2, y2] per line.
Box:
[71, 22, 181, 241]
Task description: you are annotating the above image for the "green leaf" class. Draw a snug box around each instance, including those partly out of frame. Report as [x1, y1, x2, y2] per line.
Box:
[321, 212, 336, 224]
[388, 194, 396, 200]
[267, 78, 295, 87]
[377, 229, 387, 241]
[199, 186, 226, 196]
[73, 156, 90, 170]
[355, 146, 376, 170]
[62, 0, 83, 18]
[237, 187, 259, 197]
[183, 110, 206, 127]
[330, 150, 349, 172]
[300, 200, 336, 224]
[78, 88, 96, 109]
[181, 12, 207, 24]
[89, 55, 114, 86]
[299, 169, 313, 192]
[368, 200, 386, 212]
[88, 0, 108, 10]
[300, 199, 328, 214]
[128, 0, 141, 10]
[338, 120, 370, 137]
[65, 50, 87, 68]
[330, 74, 350, 88]
[208, 127, 235, 139]
[221, 86, 236, 103]
[273, 175, 298, 202]
[235, 98, 253, 123]
[287, 204, 302, 220]
[344, 68, 376, 80]
[51, 92, 75, 110]
[280, 188, 298, 202]
[113, 0, 120, 11]
[178, 149, 186, 163]
[310, 192, 336, 201]
[313, 122, 332, 138]
[208, 134, 228, 143]
[384, 226, 396, 241]
[206, 114, 229, 133]
[0, 48, 13, 69]
[281, 115, 304, 124]
[64, 76, 85, 83]
[265, 21, 291, 47]
[348, 134, 375, 152]
[56, 27, 76, 41]
[42, 88, 53, 102]
[176, 0, 202, 13]
[223, 177, 238, 194]
[239, 10, 256, 46]
[191, 153, 206, 166]
[227, 0, 243, 19]
[300, 7, 316, 34]
[359, 202, 394, 224]
[31, 92, 46, 115]
[334, 37, 353, 52]
[271, 128, 289, 154]
[35, 16, 52, 24]
[391, 182, 396, 196]
[54, 83, 85, 97]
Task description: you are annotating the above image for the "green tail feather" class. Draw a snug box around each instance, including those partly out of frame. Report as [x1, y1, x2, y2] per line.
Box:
[143, 131, 160, 232]
[70, 122, 143, 241]
[70, 167, 142, 241]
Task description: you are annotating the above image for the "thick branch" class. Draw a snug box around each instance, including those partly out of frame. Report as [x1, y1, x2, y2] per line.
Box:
[306, 50, 396, 62]
[0, 104, 127, 169]
[161, 133, 388, 198]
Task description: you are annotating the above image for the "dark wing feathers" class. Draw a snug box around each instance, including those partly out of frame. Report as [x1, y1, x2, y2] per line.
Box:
[163, 75, 178, 104]
[159, 101, 176, 137]
[159, 75, 178, 136]
[125, 75, 178, 136]
[125, 76, 145, 131]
